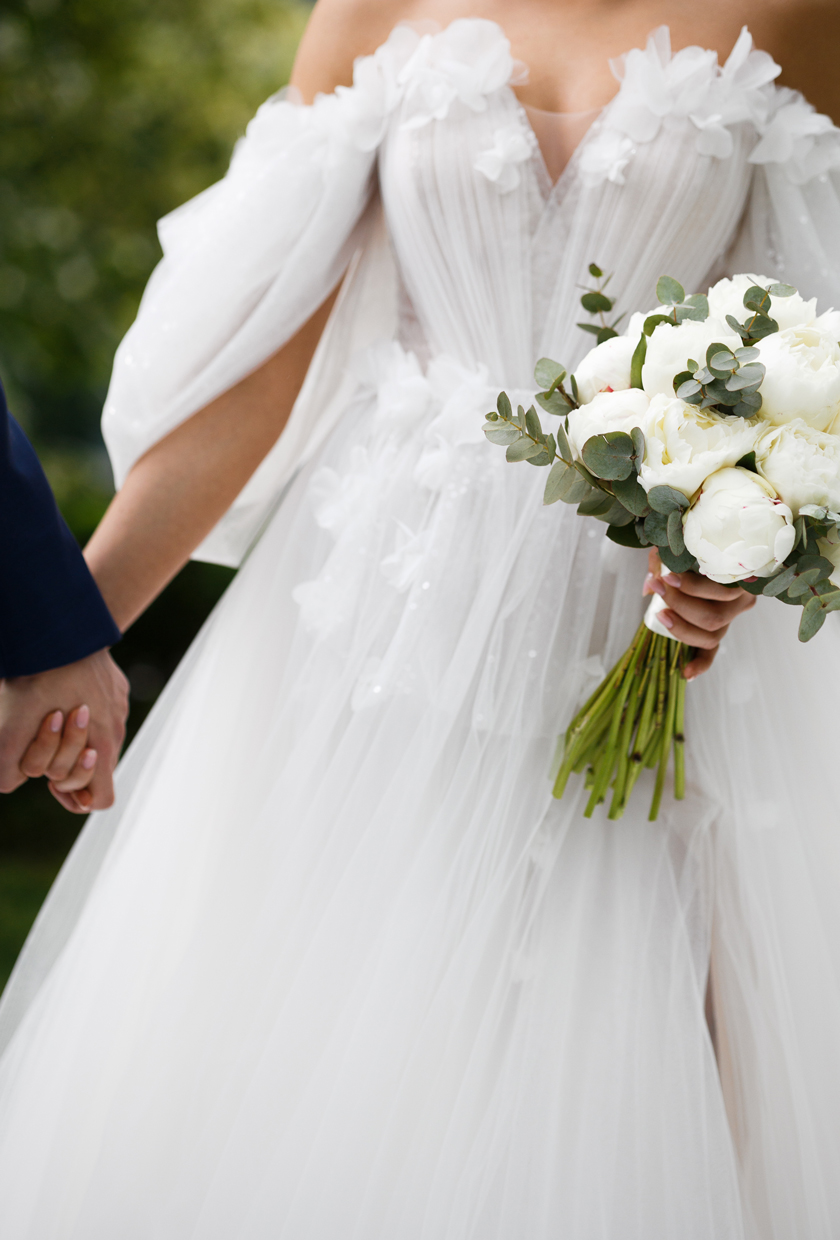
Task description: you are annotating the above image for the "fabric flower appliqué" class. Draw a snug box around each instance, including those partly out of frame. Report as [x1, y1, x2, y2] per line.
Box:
[749, 88, 840, 184]
[474, 122, 538, 193]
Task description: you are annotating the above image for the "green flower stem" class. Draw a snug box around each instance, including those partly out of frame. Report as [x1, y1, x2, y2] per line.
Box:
[553, 623, 691, 821]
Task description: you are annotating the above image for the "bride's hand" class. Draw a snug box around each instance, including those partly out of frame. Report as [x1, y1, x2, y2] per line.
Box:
[642, 548, 757, 681]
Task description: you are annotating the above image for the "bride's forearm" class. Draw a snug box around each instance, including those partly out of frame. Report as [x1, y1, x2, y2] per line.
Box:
[85, 292, 336, 631]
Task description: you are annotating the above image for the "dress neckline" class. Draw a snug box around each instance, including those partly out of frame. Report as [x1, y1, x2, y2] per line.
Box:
[519, 103, 606, 185]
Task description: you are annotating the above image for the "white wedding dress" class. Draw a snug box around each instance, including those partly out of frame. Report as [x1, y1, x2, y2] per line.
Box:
[3, 21, 840, 1239]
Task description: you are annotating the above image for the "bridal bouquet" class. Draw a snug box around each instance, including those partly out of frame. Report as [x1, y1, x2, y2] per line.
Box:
[485, 267, 840, 820]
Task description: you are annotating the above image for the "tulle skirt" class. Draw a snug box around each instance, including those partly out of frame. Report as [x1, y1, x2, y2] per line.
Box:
[1, 349, 840, 1239]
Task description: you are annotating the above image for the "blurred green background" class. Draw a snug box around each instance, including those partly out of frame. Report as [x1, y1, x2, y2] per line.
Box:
[0, 0, 312, 989]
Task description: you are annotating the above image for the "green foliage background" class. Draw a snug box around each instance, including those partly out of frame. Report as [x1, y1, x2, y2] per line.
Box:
[0, 0, 311, 985]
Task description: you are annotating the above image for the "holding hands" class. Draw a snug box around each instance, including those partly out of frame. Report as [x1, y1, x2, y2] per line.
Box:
[0, 649, 129, 813]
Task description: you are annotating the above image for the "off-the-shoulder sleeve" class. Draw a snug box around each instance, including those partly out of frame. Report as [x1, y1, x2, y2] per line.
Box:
[100, 30, 418, 526]
[729, 86, 840, 307]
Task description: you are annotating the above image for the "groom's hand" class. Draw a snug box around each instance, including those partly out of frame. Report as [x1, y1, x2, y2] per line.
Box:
[0, 649, 129, 812]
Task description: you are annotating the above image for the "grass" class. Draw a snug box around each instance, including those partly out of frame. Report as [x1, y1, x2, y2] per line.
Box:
[0, 858, 62, 994]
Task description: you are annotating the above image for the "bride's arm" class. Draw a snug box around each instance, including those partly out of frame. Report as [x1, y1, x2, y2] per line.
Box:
[85, 0, 414, 632]
[85, 294, 335, 632]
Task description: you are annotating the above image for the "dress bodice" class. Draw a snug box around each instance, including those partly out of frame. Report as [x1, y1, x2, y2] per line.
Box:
[372, 20, 836, 387]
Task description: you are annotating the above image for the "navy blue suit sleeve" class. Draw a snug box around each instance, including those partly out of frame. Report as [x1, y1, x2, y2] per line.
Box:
[0, 383, 121, 678]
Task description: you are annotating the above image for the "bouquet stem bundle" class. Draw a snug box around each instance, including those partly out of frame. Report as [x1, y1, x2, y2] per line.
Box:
[553, 629, 689, 821]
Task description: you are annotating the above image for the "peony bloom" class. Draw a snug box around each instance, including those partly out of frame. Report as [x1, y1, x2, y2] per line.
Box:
[637, 394, 759, 499]
[641, 317, 741, 398]
[707, 273, 818, 331]
[755, 418, 840, 515]
[573, 334, 637, 403]
[566, 387, 650, 456]
[683, 466, 795, 583]
[755, 325, 840, 431]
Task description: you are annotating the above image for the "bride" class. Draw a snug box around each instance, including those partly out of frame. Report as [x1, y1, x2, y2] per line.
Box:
[1, 1, 840, 1235]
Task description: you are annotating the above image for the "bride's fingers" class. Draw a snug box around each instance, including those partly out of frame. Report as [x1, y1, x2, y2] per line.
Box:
[661, 568, 752, 606]
[657, 607, 729, 650]
[51, 748, 98, 794]
[19, 711, 64, 778]
[653, 577, 752, 631]
[43, 705, 90, 784]
[684, 647, 718, 680]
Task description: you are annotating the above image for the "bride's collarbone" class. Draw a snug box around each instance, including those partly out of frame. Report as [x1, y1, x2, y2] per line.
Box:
[296, 0, 840, 121]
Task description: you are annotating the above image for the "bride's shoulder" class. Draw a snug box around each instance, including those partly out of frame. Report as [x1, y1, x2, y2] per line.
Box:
[290, 0, 417, 104]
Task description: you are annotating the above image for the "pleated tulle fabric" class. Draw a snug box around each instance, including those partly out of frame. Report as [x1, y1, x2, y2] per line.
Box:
[2, 18, 840, 1239]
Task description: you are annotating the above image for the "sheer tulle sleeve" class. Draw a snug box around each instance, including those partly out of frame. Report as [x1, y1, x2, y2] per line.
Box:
[730, 86, 840, 306]
[101, 37, 411, 566]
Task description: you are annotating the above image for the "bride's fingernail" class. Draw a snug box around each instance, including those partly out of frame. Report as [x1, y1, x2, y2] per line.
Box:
[662, 572, 682, 589]
[81, 749, 97, 770]
[642, 573, 654, 596]
[649, 577, 666, 598]
[49, 711, 63, 733]
[659, 609, 674, 629]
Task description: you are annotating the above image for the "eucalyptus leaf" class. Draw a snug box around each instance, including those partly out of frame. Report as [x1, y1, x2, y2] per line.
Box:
[597, 326, 619, 344]
[676, 377, 702, 399]
[534, 358, 566, 391]
[581, 291, 613, 314]
[725, 364, 765, 391]
[667, 508, 686, 555]
[743, 285, 772, 314]
[647, 485, 689, 514]
[786, 575, 814, 598]
[683, 293, 709, 320]
[555, 422, 573, 462]
[506, 436, 544, 463]
[656, 275, 685, 306]
[536, 389, 573, 417]
[744, 313, 778, 341]
[709, 349, 737, 372]
[630, 426, 646, 465]
[578, 493, 616, 518]
[613, 471, 650, 516]
[526, 449, 553, 467]
[644, 314, 672, 335]
[581, 431, 636, 481]
[588, 262, 603, 278]
[577, 322, 603, 336]
[820, 590, 840, 612]
[799, 596, 827, 641]
[643, 511, 670, 547]
[600, 500, 636, 527]
[795, 554, 835, 579]
[543, 459, 594, 505]
[735, 346, 760, 363]
[607, 521, 646, 549]
[767, 282, 796, 297]
[524, 406, 543, 440]
[497, 391, 512, 420]
[484, 423, 521, 446]
[659, 545, 699, 574]
[630, 333, 646, 389]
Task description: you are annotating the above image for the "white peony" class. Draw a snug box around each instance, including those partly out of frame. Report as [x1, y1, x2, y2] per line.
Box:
[755, 325, 840, 431]
[755, 418, 840, 515]
[641, 317, 741, 398]
[683, 466, 795, 583]
[707, 273, 818, 331]
[637, 394, 759, 499]
[817, 525, 840, 588]
[566, 387, 650, 456]
[573, 334, 636, 403]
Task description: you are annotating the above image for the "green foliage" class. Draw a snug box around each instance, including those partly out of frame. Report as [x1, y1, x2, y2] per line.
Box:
[724, 279, 795, 349]
[674, 342, 765, 419]
[0, 0, 309, 445]
[575, 262, 624, 344]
